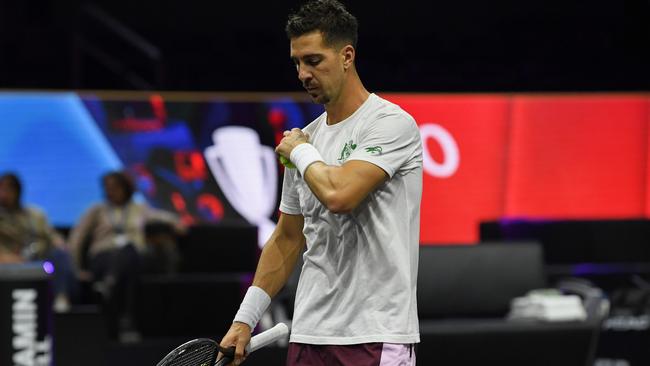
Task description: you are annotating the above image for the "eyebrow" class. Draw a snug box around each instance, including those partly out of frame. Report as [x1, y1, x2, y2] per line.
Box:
[290, 53, 324, 63]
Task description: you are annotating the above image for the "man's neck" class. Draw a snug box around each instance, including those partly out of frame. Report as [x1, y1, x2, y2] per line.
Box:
[325, 71, 370, 125]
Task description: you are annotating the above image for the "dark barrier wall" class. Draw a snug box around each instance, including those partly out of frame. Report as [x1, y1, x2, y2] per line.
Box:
[0, 263, 53, 366]
[0, 1, 648, 91]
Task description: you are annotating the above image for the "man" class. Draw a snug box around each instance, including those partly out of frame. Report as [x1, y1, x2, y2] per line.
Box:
[68, 170, 181, 339]
[68, 171, 181, 272]
[0, 173, 59, 262]
[220, 1, 423, 365]
[0, 172, 75, 311]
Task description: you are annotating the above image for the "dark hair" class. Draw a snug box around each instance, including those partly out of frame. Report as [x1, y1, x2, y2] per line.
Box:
[0, 172, 22, 202]
[102, 171, 135, 201]
[286, 0, 358, 49]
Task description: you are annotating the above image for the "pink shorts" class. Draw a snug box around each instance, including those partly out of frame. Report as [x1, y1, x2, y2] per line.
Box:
[286, 342, 416, 366]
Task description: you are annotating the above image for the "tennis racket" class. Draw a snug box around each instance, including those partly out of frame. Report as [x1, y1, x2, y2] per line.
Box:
[156, 323, 289, 366]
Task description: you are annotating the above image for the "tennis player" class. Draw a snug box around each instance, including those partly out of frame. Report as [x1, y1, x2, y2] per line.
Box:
[220, 1, 422, 365]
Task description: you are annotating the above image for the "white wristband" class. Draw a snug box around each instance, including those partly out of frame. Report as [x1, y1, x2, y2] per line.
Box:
[233, 286, 271, 330]
[290, 143, 324, 177]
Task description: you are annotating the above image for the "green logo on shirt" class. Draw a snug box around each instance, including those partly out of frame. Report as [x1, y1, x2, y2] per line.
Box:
[365, 146, 383, 155]
[338, 140, 357, 162]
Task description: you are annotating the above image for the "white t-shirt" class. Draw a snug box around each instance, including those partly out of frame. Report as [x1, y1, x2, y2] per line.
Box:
[280, 93, 423, 345]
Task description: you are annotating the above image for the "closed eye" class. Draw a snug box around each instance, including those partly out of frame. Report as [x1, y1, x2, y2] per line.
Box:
[290, 55, 323, 67]
[305, 56, 322, 66]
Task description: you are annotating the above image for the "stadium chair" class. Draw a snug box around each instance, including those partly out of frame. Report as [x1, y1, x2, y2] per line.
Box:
[417, 242, 604, 366]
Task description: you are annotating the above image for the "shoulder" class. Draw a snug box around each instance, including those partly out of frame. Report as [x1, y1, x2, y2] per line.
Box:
[362, 95, 419, 138]
[368, 95, 418, 130]
[24, 206, 47, 220]
[83, 203, 107, 218]
[373, 95, 417, 122]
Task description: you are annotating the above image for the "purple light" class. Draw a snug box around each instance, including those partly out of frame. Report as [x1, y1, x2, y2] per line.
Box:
[43, 261, 55, 274]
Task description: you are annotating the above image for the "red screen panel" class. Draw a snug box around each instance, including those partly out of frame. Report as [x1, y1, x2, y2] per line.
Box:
[382, 94, 510, 244]
[505, 95, 649, 218]
[645, 97, 650, 218]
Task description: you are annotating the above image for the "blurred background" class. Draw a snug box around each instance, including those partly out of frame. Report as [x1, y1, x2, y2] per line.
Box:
[0, 1, 649, 365]
[1, 0, 648, 91]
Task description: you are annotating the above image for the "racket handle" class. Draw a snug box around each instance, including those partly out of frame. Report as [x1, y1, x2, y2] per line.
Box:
[246, 323, 289, 353]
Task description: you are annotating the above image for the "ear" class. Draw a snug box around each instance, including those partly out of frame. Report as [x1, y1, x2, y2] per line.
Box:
[340, 45, 355, 71]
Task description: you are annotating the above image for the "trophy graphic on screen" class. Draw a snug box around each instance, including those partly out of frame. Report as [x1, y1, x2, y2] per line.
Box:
[204, 126, 277, 248]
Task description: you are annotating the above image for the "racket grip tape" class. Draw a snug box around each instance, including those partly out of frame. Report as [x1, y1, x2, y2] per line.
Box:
[246, 323, 289, 353]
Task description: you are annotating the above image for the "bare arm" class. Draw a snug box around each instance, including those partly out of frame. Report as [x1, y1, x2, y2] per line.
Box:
[143, 204, 187, 234]
[303, 160, 387, 214]
[252, 212, 306, 297]
[219, 212, 305, 365]
[276, 128, 388, 214]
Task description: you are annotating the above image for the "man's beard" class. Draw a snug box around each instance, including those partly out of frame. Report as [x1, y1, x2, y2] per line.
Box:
[308, 89, 330, 104]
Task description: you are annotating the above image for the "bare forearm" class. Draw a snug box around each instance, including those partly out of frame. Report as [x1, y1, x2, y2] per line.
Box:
[252, 227, 305, 298]
[276, 128, 387, 213]
[303, 162, 345, 209]
[303, 161, 387, 214]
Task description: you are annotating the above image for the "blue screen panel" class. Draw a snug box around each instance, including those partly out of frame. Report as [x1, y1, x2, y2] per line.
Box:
[0, 93, 123, 226]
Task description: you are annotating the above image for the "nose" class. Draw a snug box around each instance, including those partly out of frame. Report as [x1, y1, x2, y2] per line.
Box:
[297, 65, 312, 84]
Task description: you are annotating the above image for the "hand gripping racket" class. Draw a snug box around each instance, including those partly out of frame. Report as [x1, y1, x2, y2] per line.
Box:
[156, 323, 289, 366]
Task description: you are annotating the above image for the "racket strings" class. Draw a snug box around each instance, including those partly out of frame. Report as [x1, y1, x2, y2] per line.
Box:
[165, 342, 218, 366]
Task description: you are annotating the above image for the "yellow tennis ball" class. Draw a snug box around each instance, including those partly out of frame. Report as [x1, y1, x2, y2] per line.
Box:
[279, 156, 296, 169]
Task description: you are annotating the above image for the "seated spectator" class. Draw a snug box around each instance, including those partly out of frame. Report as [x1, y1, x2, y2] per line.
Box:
[0, 172, 77, 312]
[68, 170, 182, 340]
[142, 221, 180, 275]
